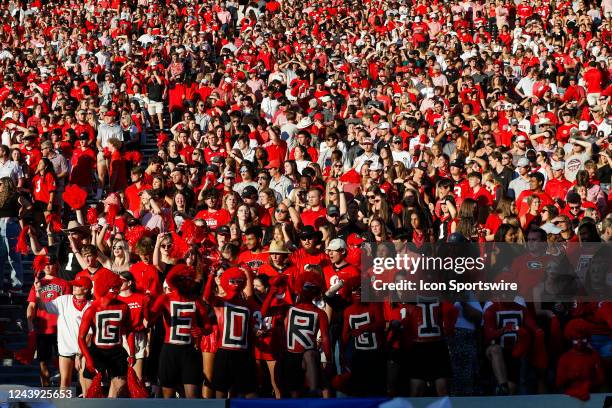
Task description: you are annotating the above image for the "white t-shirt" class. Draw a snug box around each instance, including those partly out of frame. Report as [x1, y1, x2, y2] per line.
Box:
[43, 294, 91, 356]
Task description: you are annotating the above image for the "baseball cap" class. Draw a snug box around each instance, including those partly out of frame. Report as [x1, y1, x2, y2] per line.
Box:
[416, 160, 428, 171]
[392, 136, 403, 143]
[551, 161, 565, 171]
[326, 238, 347, 251]
[69, 275, 92, 290]
[327, 205, 340, 217]
[362, 137, 374, 145]
[378, 122, 390, 129]
[541, 222, 561, 235]
[450, 159, 464, 168]
[266, 160, 281, 169]
[241, 185, 258, 198]
[224, 170, 236, 178]
[216, 225, 231, 236]
[104, 110, 117, 118]
[516, 135, 527, 142]
[517, 157, 530, 167]
[369, 162, 382, 171]
[509, 118, 519, 125]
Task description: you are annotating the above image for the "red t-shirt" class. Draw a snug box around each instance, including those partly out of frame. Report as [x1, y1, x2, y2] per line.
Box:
[117, 292, 148, 332]
[27, 276, 69, 334]
[194, 208, 231, 230]
[301, 207, 327, 227]
[237, 251, 269, 275]
[124, 182, 151, 215]
[32, 173, 56, 203]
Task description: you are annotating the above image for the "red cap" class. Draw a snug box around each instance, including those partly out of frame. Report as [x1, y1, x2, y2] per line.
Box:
[69, 276, 92, 290]
[313, 112, 324, 121]
[215, 100, 226, 108]
[266, 160, 281, 169]
[105, 110, 117, 118]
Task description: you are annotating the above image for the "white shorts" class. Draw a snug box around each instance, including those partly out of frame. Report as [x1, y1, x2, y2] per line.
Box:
[147, 101, 164, 115]
[123, 331, 148, 359]
[587, 93, 601, 107]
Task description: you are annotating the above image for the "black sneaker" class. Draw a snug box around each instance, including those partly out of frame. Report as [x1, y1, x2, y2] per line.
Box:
[495, 384, 509, 396]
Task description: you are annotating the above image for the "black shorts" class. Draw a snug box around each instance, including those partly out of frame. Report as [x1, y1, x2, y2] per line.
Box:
[408, 341, 452, 381]
[278, 351, 305, 391]
[83, 346, 128, 380]
[36, 334, 57, 361]
[212, 348, 257, 394]
[349, 350, 386, 396]
[503, 348, 521, 383]
[158, 343, 203, 388]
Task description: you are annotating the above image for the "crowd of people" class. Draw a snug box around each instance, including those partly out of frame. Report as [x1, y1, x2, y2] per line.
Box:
[1, 0, 612, 400]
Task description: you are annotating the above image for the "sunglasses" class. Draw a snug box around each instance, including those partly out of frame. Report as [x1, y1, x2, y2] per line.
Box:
[113, 246, 125, 250]
[228, 278, 245, 285]
[276, 209, 288, 213]
[160, 244, 172, 249]
[367, 195, 375, 199]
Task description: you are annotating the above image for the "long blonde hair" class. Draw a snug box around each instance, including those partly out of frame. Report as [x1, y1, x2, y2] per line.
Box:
[0, 177, 16, 208]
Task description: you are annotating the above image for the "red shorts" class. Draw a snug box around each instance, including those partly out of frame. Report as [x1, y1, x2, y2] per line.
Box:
[200, 325, 219, 353]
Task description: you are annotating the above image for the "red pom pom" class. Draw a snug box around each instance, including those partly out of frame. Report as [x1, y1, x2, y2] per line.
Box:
[157, 132, 170, 148]
[14, 331, 36, 365]
[180, 219, 206, 245]
[114, 217, 127, 233]
[106, 204, 120, 227]
[45, 214, 62, 233]
[63, 184, 88, 209]
[339, 169, 361, 184]
[166, 264, 196, 292]
[15, 225, 29, 255]
[93, 268, 122, 299]
[169, 232, 190, 259]
[127, 367, 148, 398]
[33, 254, 49, 273]
[86, 372, 104, 398]
[86, 207, 98, 225]
[125, 150, 143, 165]
[125, 226, 149, 250]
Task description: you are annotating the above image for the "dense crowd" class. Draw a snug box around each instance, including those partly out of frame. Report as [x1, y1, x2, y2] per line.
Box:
[0, 0, 611, 400]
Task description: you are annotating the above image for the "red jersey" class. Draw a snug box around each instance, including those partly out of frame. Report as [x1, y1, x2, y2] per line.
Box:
[117, 292, 148, 332]
[342, 302, 385, 351]
[516, 190, 554, 216]
[258, 263, 299, 290]
[210, 297, 258, 351]
[80, 300, 132, 349]
[301, 207, 327, 227]
[322, 262, 360, 289]
[129, 261, 162, 296]
[32, 173, 56, 203]
[149, 291, 209, 345]
[284, 303, 331, 360]
[236, 250, 268, 275]
[403, 299, 457, 343]
[27, 276, 69, 334]
[545, 178, 572, 202]
[289, 248, 331, 274]
[254, 295, 289, 360]
[483, 301, 535, 348]
[124, 182, 151, 215]
[194, 208, 231, 230]
[383, 301, 411, 350]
